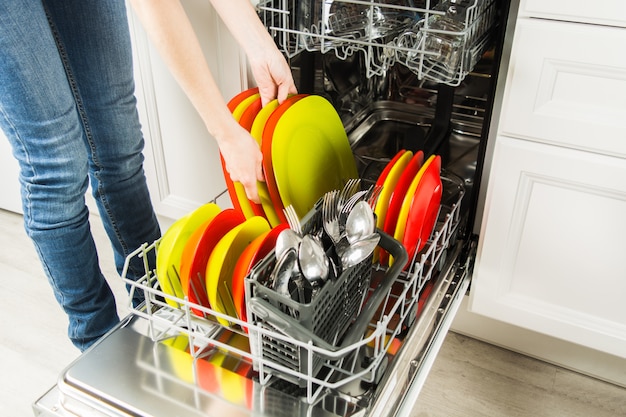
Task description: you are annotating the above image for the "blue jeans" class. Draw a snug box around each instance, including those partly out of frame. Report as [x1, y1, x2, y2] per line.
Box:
[0, 0, 161, 351]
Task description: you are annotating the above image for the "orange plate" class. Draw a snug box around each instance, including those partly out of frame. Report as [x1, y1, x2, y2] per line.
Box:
[226, 87, 259, 112]
[223, 90, 264, 218]
[231, 223, 289, 324]
[178, 217, 213, 311]
[179, 209, 245, 316]
[239, 97, 262, 131]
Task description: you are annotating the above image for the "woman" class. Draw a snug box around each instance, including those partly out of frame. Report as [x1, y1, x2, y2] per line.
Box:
[0, 0, 296, 351]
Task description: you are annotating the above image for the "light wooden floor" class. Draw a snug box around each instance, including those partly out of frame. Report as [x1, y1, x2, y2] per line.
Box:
[0, 208, 624, 417]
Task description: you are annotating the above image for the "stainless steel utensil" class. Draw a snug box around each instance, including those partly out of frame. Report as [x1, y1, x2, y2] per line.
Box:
[345, 200, 376, 244]
[275, 228, 302, 260]
[340, 232, 381, 268]
[298, 234, 330, 284]
[271, 247, 299, 297]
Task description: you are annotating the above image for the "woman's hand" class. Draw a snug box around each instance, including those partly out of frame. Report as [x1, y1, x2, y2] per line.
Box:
[248, 48, 298, 107]
[216, 120, 265, 204]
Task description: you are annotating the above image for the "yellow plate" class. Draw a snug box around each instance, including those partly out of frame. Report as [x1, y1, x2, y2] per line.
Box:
[271, 95, 358, 219]
[250, 99, 282, 227]
[161, 334, 194, 383]
[374, 150, 414, 230]
[206, 216, 270, 326]
[391, 155, 436, 264]
[228, 94, 261, 219]
[232, 93, 259, 121]
[156, 203, 222, 307]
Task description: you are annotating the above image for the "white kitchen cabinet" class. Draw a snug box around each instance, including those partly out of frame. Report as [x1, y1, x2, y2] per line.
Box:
[471, 135, 626, 358]
[498, 18, 626, 158]
[465, 0, 626, 375]
[519, 0, 626, 27]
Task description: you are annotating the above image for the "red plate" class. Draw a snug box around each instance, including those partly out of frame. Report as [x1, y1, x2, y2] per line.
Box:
[231, 223, 289, 325]
[261, 94, 309, 224]
[374, 150, 413, 264]
[179, 208, 245, 316]
[178, 216, 213, 308]
[375, 149, 407, 189]
[383, 150, 424, 236]
[402, 155, 442, 261]
[379, 150, 424, 265]
[226, 87, 259, 112]
[239, 97, 263, 131]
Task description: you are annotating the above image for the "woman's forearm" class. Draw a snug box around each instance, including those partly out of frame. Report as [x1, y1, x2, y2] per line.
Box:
[128, 0, 295, 202]
[129, 0, 236, 142]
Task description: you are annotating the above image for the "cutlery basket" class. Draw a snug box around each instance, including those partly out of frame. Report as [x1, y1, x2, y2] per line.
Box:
[245, 202, 407, 387]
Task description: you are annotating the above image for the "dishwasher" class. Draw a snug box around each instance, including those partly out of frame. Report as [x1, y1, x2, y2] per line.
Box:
[33, 0, 516, 416]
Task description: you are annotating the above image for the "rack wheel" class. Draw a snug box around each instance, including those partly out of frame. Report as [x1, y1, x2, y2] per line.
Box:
[360, 354, 389, 389]
[436, 248, 448, 272]
[374, 355, 389, 386]
[403, 301, 419, 330]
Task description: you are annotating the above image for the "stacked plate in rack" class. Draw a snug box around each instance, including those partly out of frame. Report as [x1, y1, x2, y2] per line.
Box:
[154, 89, 442, 335]
[222, 88, 359, 225]
[154, 88, 360, 329]
[373, 149, 443, 266]
[155, 204, 288, 326]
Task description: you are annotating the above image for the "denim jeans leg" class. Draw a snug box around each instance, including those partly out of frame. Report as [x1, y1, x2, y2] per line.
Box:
[0, 0, 160, 351]
[44, 0, 162, 306]
[0, 1, 120, 351]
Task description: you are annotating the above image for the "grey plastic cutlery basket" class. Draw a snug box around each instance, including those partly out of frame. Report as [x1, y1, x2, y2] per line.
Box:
[245, 202, 408, 387]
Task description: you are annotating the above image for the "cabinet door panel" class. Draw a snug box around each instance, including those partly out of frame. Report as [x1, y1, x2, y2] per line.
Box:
[499, 19, 626, 158]
[520, 0, 626, 27]
[471, 136, 626, 358]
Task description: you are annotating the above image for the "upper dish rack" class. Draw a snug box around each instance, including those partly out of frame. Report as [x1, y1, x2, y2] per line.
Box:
[257, 0, 498, 86]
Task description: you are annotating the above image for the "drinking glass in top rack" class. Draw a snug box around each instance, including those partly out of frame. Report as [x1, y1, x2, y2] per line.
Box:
[298, 0, 421, 51]
[257, 0, 498, 85]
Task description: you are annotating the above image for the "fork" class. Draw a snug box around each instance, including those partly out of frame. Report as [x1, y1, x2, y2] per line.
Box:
[283, 205, 302, 235]
[322, 190, 341, 244]
[337, 178, 361, 211]
[366, 184, 383, 209]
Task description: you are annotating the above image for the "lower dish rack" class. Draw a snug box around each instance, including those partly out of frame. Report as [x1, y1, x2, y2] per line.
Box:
[121, 174, 464, 404]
